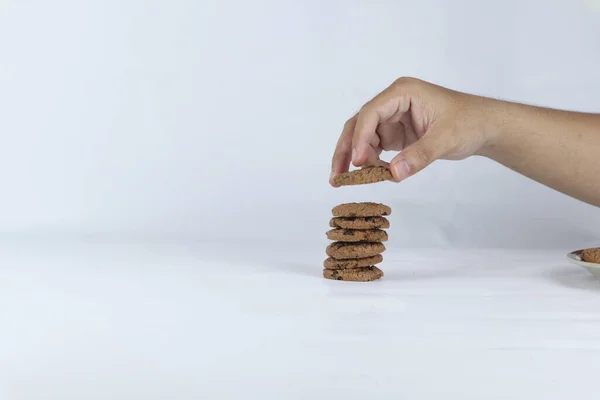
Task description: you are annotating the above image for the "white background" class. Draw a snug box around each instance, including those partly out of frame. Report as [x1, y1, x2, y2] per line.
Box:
[2, 1, 600, 399]
[1, 0, 599, 247]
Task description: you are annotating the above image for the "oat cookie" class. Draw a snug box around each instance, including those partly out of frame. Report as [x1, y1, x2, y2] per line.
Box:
[323, 266, 384, 282]
[323, 254, 383, 270]
[329, 216, 390, 230]
[326, 241, 385, 259]
[582, 248, 600, 263]
[332, 202, 391, 217]
[333, 166, 393, 186]
[326, 228, 388, 242]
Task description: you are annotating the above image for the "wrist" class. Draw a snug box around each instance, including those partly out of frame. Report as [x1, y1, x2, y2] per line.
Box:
[474, 97, 521, 159]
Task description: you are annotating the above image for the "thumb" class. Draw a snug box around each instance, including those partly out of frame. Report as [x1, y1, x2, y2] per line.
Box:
[389, 134, 441, 182]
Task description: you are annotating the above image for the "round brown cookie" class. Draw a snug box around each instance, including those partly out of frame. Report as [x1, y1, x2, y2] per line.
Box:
[582, 248, 600, 263]
[326, 228, 388, 242]
[326, 241, 385, 259]
[332, 202, 391, 217]
[332, 166, 393, 186]
[329, 216, 390, 230]
[323, 254, 383, 270]
[323, 266, 384, 282]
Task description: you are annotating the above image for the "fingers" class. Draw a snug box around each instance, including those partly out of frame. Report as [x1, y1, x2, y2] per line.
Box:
[330, 115, 357, 186]
[351, 105, 382, 167]
[352, 84, 411, 167]
[331, 78, 420, 185]
[389, 130, 442, 182]
[362, 145, 386, 167]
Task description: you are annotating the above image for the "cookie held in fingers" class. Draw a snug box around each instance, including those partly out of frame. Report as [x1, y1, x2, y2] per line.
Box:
[323, 266, 384, 282]
[332, 202, 391, 217]
[323, 254, 383, 270]
[326, 228, 388, 242]
[329, 216, 390, 230]
[333, 166, 393, 186]
[582, 248, 600, 263]
[326, 242, 385, 259]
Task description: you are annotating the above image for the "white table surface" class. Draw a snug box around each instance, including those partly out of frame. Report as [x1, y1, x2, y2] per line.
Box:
[1, 239, 599, 399]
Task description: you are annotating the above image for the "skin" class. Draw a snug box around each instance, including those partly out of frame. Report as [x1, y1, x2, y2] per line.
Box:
[330, 77, 600, 207]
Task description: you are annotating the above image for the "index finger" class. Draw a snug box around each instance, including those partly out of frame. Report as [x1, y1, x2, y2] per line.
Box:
[330, 114, 357, 186]
[352, 82, 411, 166]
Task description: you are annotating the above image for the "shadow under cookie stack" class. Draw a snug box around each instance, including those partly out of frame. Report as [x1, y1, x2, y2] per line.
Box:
[323, 166, 393, 282]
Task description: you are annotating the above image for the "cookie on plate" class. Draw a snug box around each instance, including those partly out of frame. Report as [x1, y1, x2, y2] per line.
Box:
[323, 266, 384, 281]
[332, 166, 393, 186]
[582, 247, 600, 263]
[323, 254, 383, 270]
[326, 241, 385, 259]
[326, 228, 388, 242]
[329, 216, 389, 230]
[332, 202, 391, 217]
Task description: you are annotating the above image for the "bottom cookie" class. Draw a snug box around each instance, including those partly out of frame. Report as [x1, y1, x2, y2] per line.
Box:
[322, 266, 384, 282]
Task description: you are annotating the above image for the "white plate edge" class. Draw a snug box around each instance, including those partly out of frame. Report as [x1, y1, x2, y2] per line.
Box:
[567, 249, 600, 269]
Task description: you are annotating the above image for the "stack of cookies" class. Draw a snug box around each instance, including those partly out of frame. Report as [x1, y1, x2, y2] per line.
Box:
[324, 166, 394, 282]
[323, 202, 391, 281]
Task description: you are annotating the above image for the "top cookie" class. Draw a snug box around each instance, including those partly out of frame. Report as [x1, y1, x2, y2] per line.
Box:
[332, 202, 391, 217]
[333, 166, 393, 186]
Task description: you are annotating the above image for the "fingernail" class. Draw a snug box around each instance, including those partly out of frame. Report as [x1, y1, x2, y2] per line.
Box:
[351, 148, 357, 164]
[391, 160, 410, 181]
[329, 170, 335, 183]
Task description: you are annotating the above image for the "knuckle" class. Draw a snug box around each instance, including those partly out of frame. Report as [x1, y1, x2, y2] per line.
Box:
[359, 101, 372, 114]
[343, 117, 355, 130]
[393, 76, 417, 91]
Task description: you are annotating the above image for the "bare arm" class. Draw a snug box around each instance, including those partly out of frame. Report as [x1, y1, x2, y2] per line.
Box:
[478, 100, 600, 206]
[330, 77, 600, 207]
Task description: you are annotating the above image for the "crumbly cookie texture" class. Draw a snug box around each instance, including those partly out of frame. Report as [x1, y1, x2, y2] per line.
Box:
[323, 254, 383, 270]
[323, 266, 384, 282]
[332, 202, 391, 217]
[326, 228, 388, 242]
[329, 216, 390, 230]
[324, 202, 391, 281]
[582, 248, 600, 263]
[326, 241, 386, 259]
[333, 166, 393, 186]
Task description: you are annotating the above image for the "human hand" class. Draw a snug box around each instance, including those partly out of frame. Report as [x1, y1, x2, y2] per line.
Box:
[329, 77, 494, 186]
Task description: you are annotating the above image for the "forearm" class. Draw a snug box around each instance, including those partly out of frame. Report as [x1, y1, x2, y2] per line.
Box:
[479, 99, 600, 206]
